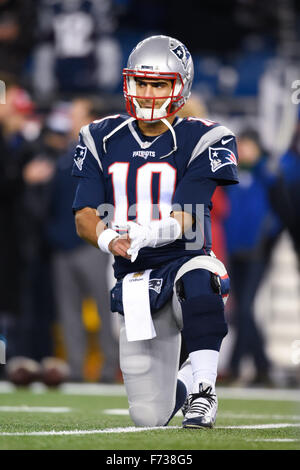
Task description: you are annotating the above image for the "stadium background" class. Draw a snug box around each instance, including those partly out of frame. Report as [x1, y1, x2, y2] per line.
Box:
[0, 0, 300, 389]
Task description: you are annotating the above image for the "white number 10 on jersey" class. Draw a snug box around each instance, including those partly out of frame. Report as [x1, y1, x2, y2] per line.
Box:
[108, 162, 177, 227]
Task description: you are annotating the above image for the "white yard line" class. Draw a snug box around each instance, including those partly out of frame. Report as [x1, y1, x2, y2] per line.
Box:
[0, 423, 300, 437]
[0, 426, 180, 436]
[217, 412, 300, 420]
[0, 382, 15, 393]
[249, 438, 300, 443]
[217, 423, 300, 429]
[103, 409, 129, 415]
[0, 406, 71, 413]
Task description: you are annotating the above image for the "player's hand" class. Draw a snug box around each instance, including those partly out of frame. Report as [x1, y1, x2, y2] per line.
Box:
[108, 234, 131, 259]
[126, 221, 150, 262]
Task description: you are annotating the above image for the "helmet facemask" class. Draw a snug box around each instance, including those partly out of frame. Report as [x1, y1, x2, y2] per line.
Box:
[123, 69, 185, 122]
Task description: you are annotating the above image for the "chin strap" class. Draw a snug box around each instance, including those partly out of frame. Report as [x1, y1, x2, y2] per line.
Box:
[159, 118, 178, 159]
[102, 115, 178, 159]
[103, 117, 136, 153]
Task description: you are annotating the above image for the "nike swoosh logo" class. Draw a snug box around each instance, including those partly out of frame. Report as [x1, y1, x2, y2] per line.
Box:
[221, 137, 233, 145]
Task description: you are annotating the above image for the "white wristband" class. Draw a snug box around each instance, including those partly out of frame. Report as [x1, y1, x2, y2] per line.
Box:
[97, 229, 119, 254]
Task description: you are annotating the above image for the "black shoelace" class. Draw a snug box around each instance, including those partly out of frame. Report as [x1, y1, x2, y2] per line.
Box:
[189, 387, 216, 415]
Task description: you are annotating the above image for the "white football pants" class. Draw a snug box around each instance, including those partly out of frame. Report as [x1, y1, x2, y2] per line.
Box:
[119, 301, 181, 427]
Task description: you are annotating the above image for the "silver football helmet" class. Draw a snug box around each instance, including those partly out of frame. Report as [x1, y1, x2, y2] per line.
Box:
[123, 35, 194, 121]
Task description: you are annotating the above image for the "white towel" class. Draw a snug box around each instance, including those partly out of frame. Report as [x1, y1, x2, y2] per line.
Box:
[122, 269, 156, 341]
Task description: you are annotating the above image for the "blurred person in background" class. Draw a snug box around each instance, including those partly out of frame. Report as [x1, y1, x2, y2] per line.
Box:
[177, 94, 207, 120]
[46, 97, 119, 383]
[0, 0, 36, 78]
[224, 130, 281, 386]
[0, 79, 35, 365]
[270, 111, 300, 268]
[13, 104, 71, 364]
[33, 0, 120, 99]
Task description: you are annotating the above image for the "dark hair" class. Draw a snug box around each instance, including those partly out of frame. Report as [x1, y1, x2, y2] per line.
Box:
[239, 129, 261, 146]
[238, 129, 266, 155]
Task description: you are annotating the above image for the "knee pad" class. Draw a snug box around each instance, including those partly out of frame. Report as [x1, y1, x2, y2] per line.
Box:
[172, 255, 230, 351]
[181, 293, 228, 352]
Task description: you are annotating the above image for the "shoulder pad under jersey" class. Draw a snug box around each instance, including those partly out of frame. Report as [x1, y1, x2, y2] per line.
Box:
[79, 114, 132, 170]
[184, 117, 235, 166]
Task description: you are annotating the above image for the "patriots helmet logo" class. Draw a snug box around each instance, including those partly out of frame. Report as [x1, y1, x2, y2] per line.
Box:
[208, 146, 237, 173]
[171, 45, 191, 70]
[149, 278, 163, 294]
[74, 145, 87, 171]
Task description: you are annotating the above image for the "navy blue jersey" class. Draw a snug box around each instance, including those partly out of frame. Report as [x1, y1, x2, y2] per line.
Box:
[72, 114, 239, 278]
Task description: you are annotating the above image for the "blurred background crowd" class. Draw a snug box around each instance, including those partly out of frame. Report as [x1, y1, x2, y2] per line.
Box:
[1, 0, 300, 388]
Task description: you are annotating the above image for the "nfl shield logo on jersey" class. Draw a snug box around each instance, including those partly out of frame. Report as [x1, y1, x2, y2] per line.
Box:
[74, 145, 87, 171]
[208, 146, 237, 173]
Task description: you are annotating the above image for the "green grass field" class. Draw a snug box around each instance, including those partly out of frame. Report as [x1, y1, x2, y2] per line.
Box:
[0, 382, 299, 450]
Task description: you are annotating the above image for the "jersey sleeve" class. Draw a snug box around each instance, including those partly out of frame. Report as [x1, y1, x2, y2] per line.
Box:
[72, 125, 103, 179]
[187, 133, 239, 185]
[173, 177, 217, 210]
[72, 175, 106, 212]
[172, 129, 239, 217]
[72, 124, 106, 212]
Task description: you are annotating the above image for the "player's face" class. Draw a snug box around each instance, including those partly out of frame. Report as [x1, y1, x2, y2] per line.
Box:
[135, 78, 173, 109]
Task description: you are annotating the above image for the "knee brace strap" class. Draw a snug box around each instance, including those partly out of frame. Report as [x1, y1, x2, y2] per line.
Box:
[181, 294, 228, 352]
